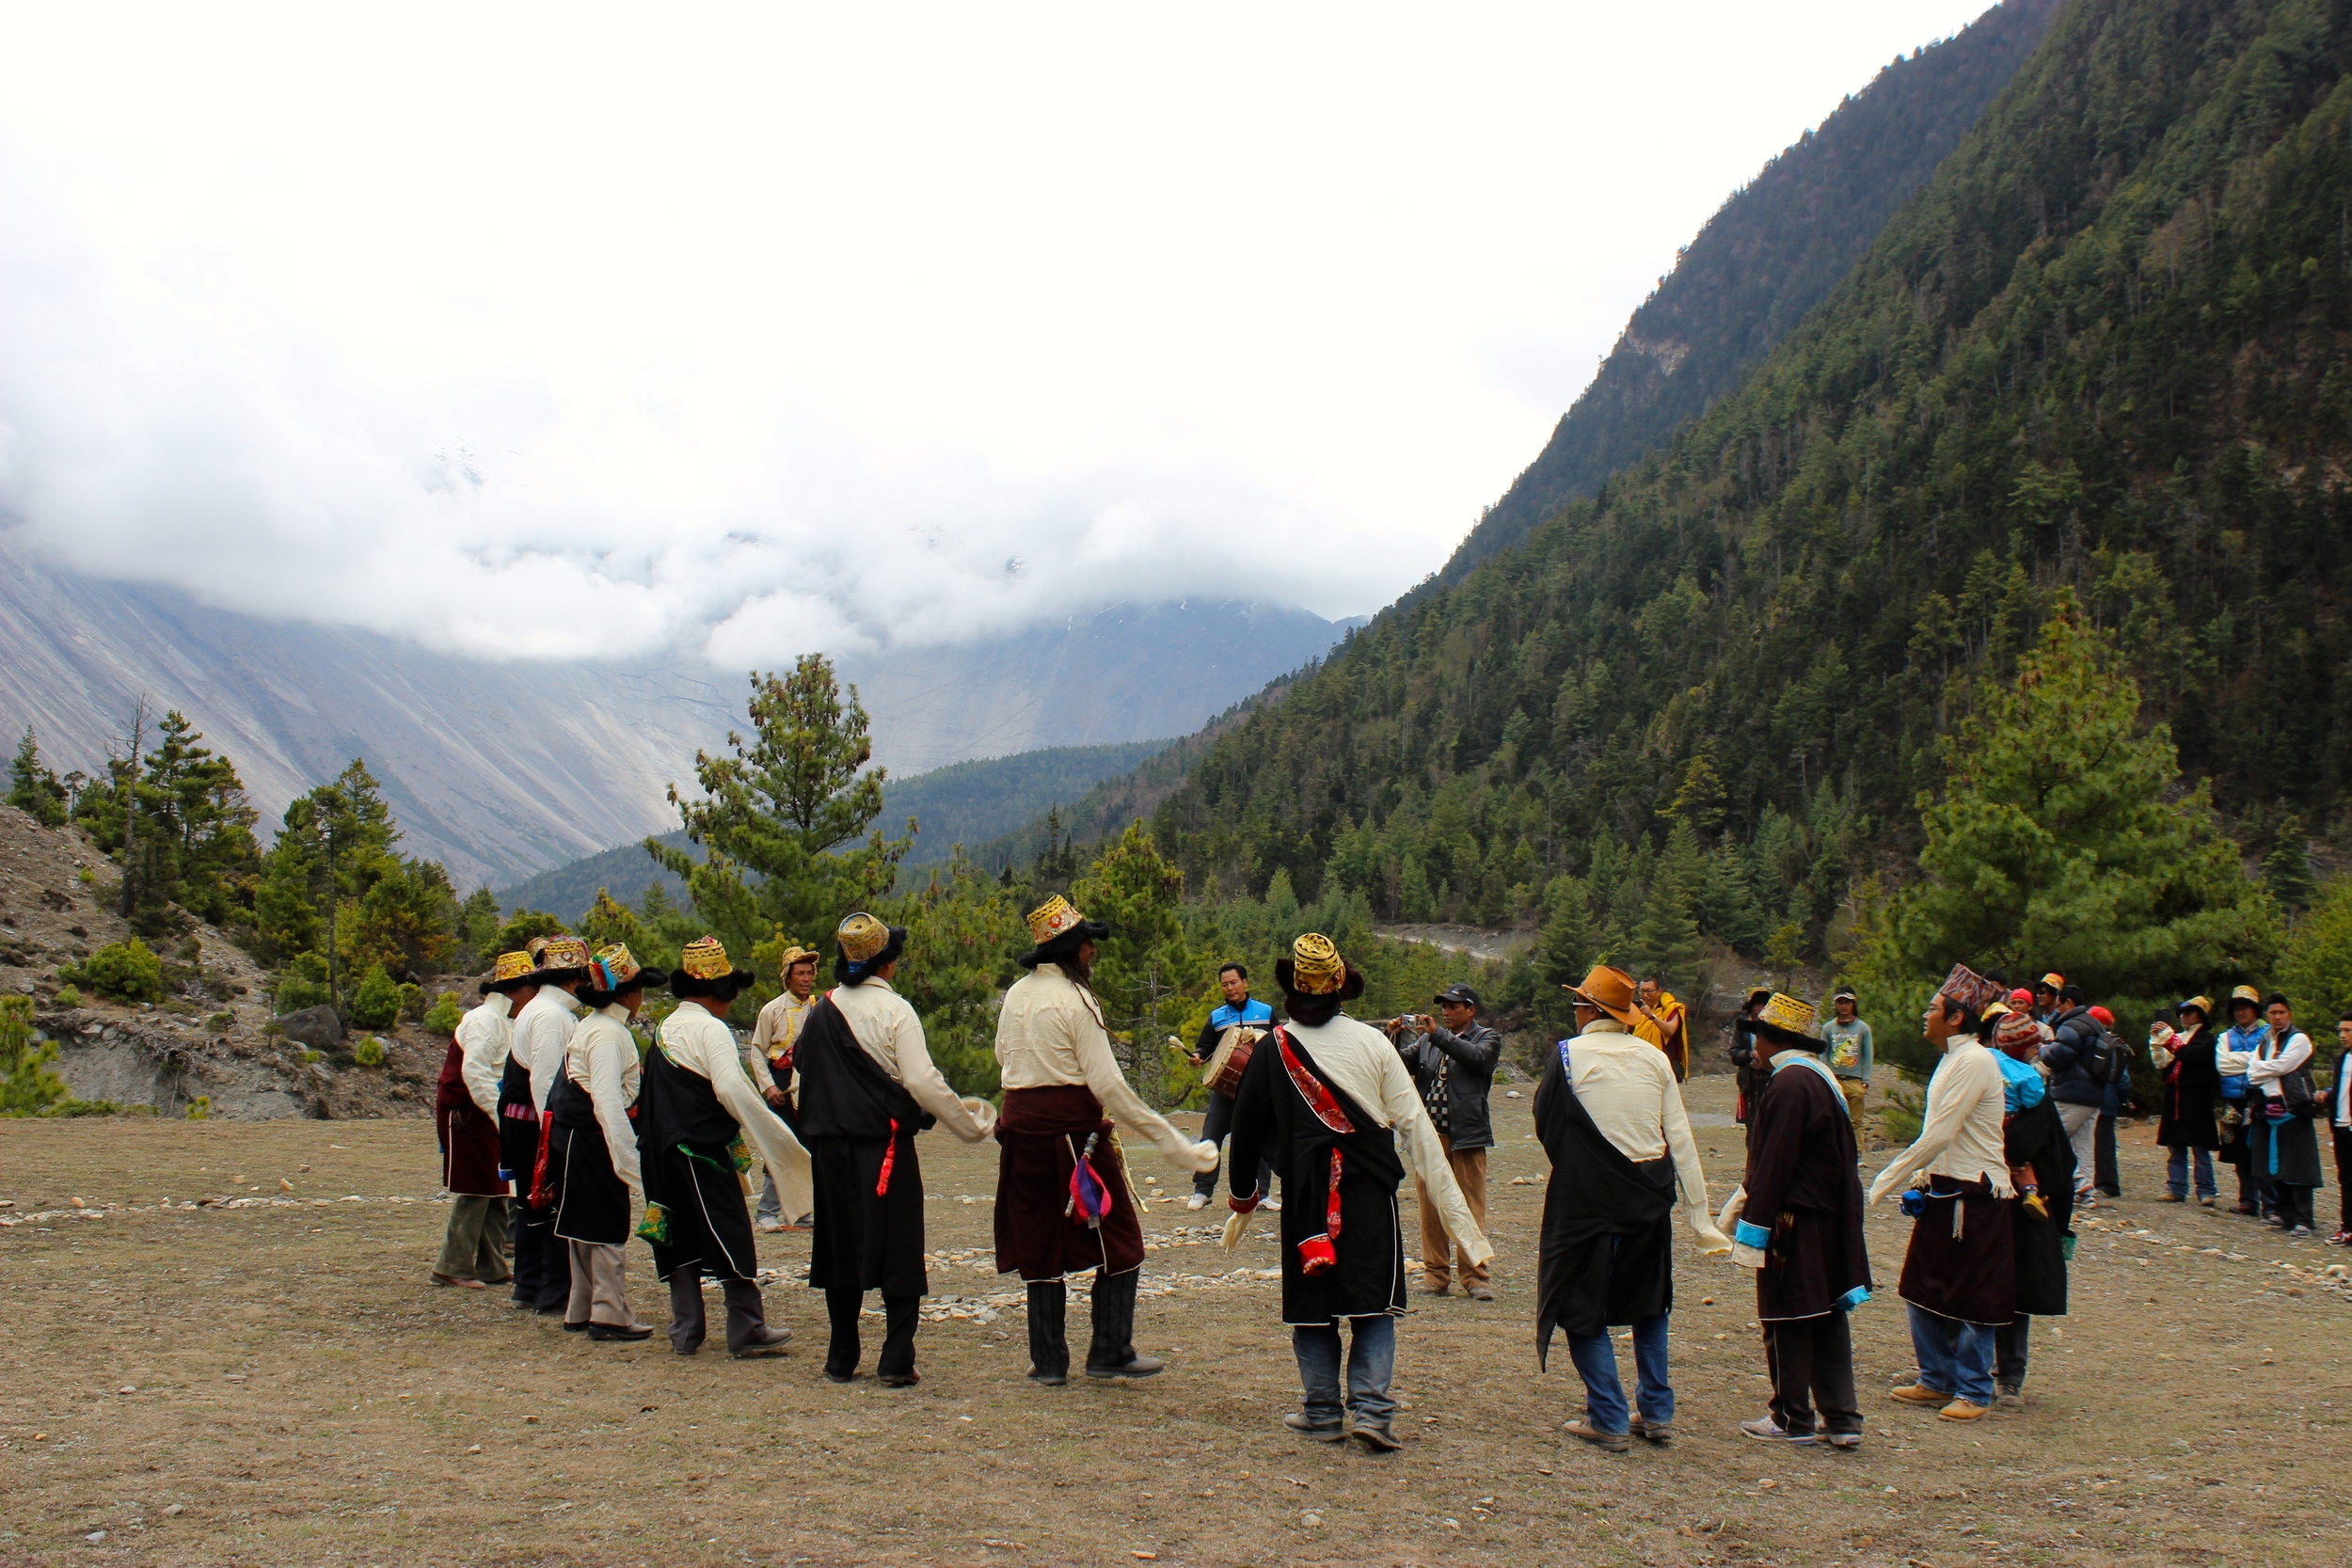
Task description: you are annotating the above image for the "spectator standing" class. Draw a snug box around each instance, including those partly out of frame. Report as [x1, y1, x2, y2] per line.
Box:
[1391, 984, 1501, 1299]
[1633, 975, 1692, 1082]
[2040, 984, 2105, 1209]
[2155, 998, 2220, 1205]
[744, 942, 819, 1231]
[1822, 990, 1873, 1129]
[1187, 962, 1277, 1212]
[2249, 994, 2324, 1235]
[2031, 973, 2065, 1026]
[2217, 987, 2268, 1216]
[2089, 1006, 2126, 1198]
[2328, 1010, 2352, 1245]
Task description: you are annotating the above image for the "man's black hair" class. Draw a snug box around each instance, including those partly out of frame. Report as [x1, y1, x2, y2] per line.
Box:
[1218, 962, 1248, 981]
[2059, 982, 2087, 1006]
[2265, 990, 2291, 1011]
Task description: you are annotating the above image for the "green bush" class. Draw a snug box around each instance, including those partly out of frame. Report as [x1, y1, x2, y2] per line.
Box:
[348, 963, 403, 1029]
[185, 1095, 212, 1120]
[62, 938, 165, 1003]
[274, 950, 331, 1014]
[1, 995, 72, 1117]
[397, 982, 423, 1022]
[206, 1011, 235, 1030]
[352, 1036, 387, 1068]
[422, 992, 464, 1034]
[54, 985, 82, 1010]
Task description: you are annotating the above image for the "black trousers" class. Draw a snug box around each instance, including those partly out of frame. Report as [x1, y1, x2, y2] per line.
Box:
[2272, 1182, 2316, 1231]
[2094, 1114, 2121, 1196]
[825, 1287, 919, 1379]
[1194, 1090, 1277, 1197]
[512, 1202, 572, 1311]
[1994, 1314, 2031, 1391]
[1763, 1313, 1859, 1437]
[2335, 1126, 2352, 1230]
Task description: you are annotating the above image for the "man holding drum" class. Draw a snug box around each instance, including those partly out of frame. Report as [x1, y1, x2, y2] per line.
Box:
[1188, 962, 1278, 1212]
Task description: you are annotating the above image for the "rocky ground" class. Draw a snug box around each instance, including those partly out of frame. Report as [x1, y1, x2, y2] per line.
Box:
[0, 1076, 2344, 1568]
[1, 802, 448, 1121]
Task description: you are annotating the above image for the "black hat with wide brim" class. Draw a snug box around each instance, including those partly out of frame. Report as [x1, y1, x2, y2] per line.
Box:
[670, 967, 757, 1001]
[1275, 957, 1365, 1003]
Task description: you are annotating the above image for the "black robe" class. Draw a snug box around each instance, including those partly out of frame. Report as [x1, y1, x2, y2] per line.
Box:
[2003, 1095, 2074, 1317]
[497, 1055, 546, 1188]
[2249, 1101, 2326, 1187]
[795, 993, 931, 1299]
[636, 1044, 759, 1283]
[1740, 1057, 1871, 1323]
[1533, 1039, 1677, 1361]
[2157, 1025, 2221, 1150]
[1226, 1026, 1407, 1325]
[548, 1071, 632, 1246]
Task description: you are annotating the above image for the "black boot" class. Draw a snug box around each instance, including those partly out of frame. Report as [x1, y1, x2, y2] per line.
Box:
[1085, 1269, 1163, 1379]
[668, 1271, 707, 1356]
[723, 1280, 791, 1357]
[1025, 1279, 1069, 1386]
[877, 1295, 922, 1386]
[824, 1287, 863, 1382]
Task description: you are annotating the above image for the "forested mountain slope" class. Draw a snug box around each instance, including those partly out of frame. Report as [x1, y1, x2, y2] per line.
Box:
[1147, 0, 2352, 942]
[1438, 0, 2061, 589]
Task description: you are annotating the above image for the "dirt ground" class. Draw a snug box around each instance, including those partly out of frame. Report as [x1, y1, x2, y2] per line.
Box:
[2, 1073, 2346, 1568]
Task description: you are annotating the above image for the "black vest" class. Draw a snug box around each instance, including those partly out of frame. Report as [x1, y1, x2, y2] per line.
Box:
[794, 992, 928, 1142]
[637, 1041, 742, 1150]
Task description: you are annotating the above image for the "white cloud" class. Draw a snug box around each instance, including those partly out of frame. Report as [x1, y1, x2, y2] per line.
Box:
[0, 2, 1998, 664]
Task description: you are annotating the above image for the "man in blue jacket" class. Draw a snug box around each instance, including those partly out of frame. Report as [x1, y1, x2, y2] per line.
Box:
[1187, 963, 1278, 1211]
[2040, 984, 2106, 1210]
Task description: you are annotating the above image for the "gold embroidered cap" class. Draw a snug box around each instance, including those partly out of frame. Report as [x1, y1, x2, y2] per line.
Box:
[1287, 933, 1347, 996]
[2229, 984, 2263, 1007]
[590, 943, 643, 990]
[680, 936, 735, 981]
[1026, 894, 1088, 946]
[536, 935, 592, 973]
[490, 950, 535, 984]
[776, 942, 821, 974]
[2177, 994, 2214, 1019]
[838, 912, 893, 963]
[1757, 993, 1818, 1038]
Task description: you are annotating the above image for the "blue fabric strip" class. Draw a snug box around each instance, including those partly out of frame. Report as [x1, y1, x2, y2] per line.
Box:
[1734, 1219, 1772, 1250]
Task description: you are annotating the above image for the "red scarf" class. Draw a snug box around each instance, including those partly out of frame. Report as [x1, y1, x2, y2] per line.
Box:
[1274, 1026, 1352, 1274]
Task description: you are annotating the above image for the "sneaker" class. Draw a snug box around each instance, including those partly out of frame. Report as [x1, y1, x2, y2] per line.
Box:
[1822, 1432, 1863, 1450]
[1185, 1193, 1207, 1212]
[1283, 1412, 1344, 1442]
[1562, 1417, 1629, 1453]
[755, 1217, 785, 1233]
[1263, 1197, 1282, 1212]
[1888, 1383, 1947, 1406]
[2288, 1226, 2316, 1237]
[1937, 1399, 1989, 1422]
[2328, 1229, 2352, 1245]
[1739, 1416, 1815, 1443]
[1994, 1386, 2025, 1410]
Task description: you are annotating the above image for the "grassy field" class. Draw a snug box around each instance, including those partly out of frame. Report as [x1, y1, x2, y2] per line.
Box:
[1, 1075, 2345, 1567]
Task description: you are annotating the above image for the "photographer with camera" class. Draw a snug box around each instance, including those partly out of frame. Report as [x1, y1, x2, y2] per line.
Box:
[1388, 984, 1501, 1299]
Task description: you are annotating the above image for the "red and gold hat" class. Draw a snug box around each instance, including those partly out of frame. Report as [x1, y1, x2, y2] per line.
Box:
[588, 942, 665, 993]
[670, 935, 754, 999]
[535, 935, 593, 974]
[485, 950, 538, 991]
[680, 936, 735, 980]
[836, 911, 908, 976]
[1025, 895, 1087, 946]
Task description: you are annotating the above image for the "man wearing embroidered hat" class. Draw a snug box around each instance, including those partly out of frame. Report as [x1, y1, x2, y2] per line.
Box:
[546, 944, 661, 1340]
[794, 911, 997, 1386]
[641, 936, 809, 1356]
[503, 934, 593, 1315]
[745, 942, 821, 1231]
[430, 950, 539, 1289]
[1724, 993, 1870, 1448]
[2217, 985, 2269, 1215]
[1222, 933, 1490, 1450]
[1537, 963, 1731, 1454]
[993, 895, 1220, 1386]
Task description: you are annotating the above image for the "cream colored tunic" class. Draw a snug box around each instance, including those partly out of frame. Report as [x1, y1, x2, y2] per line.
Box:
[456, 992, 512, 1117]
[828, 979, 996, 1142]
[994, 963, 1216, 1171]
[660, 1000, 814, 1221]
[1565, 1019, 1733, 1248]
[514, 985, 583, 1111]
[1281, 1013, 1493, 1266]
[744, 989, 814, 1091]
[1868, 1037, 2013, 1204]
[564, 1005, 644, 1197]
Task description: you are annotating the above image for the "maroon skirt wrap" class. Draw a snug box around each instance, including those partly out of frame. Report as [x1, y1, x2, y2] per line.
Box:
[435, 1039, 507, 1198]
[1896, 1174, 2015, 1327]
[993, 1085, 1146, 1282]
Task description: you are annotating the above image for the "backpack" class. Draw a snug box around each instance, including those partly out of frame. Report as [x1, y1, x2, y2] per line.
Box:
[2091, 1028, 2133, 1086]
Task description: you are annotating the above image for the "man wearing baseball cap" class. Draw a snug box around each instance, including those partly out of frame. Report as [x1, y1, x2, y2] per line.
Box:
[1390, 983, 1502, 1299]
[1822, 990, 1873, 1132]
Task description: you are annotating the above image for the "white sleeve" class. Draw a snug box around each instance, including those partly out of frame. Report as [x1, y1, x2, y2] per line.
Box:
[528, 1010, 568, 1111]
[741, 1002, 775, 1085]
[1379, 1048, 1492, 1265]
[459, 1015, 504, 1117]
[584, 1031, 642, 1196]
[887, 998, 997, 1143]
[1660, 1070, 1731, 1248]
[1869, 1053, 1968, 1204]
[1068, 998, 1206, 1168]
[697, 1018, 813, 1218]
[2249, 1032, 2312, 1085]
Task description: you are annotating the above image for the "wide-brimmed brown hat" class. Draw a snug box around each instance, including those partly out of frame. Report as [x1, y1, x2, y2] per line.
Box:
[1565, 963, 1640, 1028]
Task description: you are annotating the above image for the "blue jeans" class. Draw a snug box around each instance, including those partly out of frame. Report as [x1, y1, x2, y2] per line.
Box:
[1293, 1315, 1396, 1427]
[2166, 1146, 2216, 1199]
[1565, 1312, 1673, 1434]
[1906, 1303, 1994, 1407]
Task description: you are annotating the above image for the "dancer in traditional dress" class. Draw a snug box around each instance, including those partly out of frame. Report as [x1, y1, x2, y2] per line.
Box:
[745, 942, 821, 1230]
[431, 950, 537, 1289]
[1538, 964, 1731, 1453]
[795, 912, 996, 1386]
[503, 935, 591, 1314]
[1986, 1000, 2074, 1409]
[641, 936, 811, 1357]
[1868, 985, 2015, 1422]
[993, 895, 1219, 1385]
[1725, 994, 1870, 1448]
[1225, 934, 1490, 1451]
[547, 944, 658, 1341]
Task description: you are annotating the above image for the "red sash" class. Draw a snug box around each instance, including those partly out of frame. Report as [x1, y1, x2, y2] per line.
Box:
[1273, 1027, 1352, 1274]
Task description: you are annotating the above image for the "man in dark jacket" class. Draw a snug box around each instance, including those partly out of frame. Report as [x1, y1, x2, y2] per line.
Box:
[2156, 997, 2221, 1204]
[2039, 984, 2105, 1208]
[1390, 984, 1501, 1299]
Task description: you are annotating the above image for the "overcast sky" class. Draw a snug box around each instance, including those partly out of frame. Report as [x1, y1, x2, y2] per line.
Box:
[0, 2, 1997, 665]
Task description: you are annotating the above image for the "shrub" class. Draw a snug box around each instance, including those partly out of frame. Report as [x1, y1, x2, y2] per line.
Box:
[397, 982, 423, 1022]
[273, 951, 330, 1015]
[1, 994, 72, 1117]
[348, 963, 403, 1029]
[352, 1036, 387, 1068]
[185, 1095, 212, 1120]
[206, 1011, 235, 1030]
[75, 867, 95, 887]
[63, 938, 165, 1003]
[55, 985, 82, 1010]
[299, 1049, 323, 1064]
[422, 992, 465, 1034]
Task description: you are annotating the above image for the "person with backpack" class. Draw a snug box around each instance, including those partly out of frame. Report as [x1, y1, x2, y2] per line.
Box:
[2039, 984, 2106, 1210]
[2248, 993, 2324, 1236]
[2088, 1006, 2128, 1198]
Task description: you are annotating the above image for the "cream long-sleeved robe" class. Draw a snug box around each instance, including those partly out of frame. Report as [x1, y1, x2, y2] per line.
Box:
[658, 999, 814, 1220]
[994, 963, 1215, 1171]
[456, 992, 512, 1118]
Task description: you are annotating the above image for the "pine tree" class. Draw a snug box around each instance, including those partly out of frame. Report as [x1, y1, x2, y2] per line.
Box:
[7, 728, 69, 828]
[1628, 820, 1705, 994]
[1074, 821, 1194, 1100]
[2262, 815, 2318, 912]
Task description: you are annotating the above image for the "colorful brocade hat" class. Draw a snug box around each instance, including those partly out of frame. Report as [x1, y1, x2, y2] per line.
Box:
[534, 935, 593, 976]
[1747, 990, 1827, 1051]
[775, 942, 821, 974]
[587, 942, 665, 994]
[836, 911, 908, 979]
[1016, 893, 1109, 970]
[1276, 932, 1362, 1002]
[670, 935, 754, 999]
[2229, 984, 2263, 1010]
[484, 950, 538, 991]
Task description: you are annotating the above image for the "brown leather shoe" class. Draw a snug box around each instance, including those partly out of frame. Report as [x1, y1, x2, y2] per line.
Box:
[1563, 1417, 1629, 1453]
[1938, 1399, 1989, 1422]
[1888, 1383, 1947, 1405]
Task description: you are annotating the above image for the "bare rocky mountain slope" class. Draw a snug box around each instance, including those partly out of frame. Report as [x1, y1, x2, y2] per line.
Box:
[1, 803, 442, 1121]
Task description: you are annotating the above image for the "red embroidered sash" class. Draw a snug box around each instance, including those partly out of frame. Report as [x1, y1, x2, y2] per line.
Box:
[1273, 1027, 1352, 1272]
